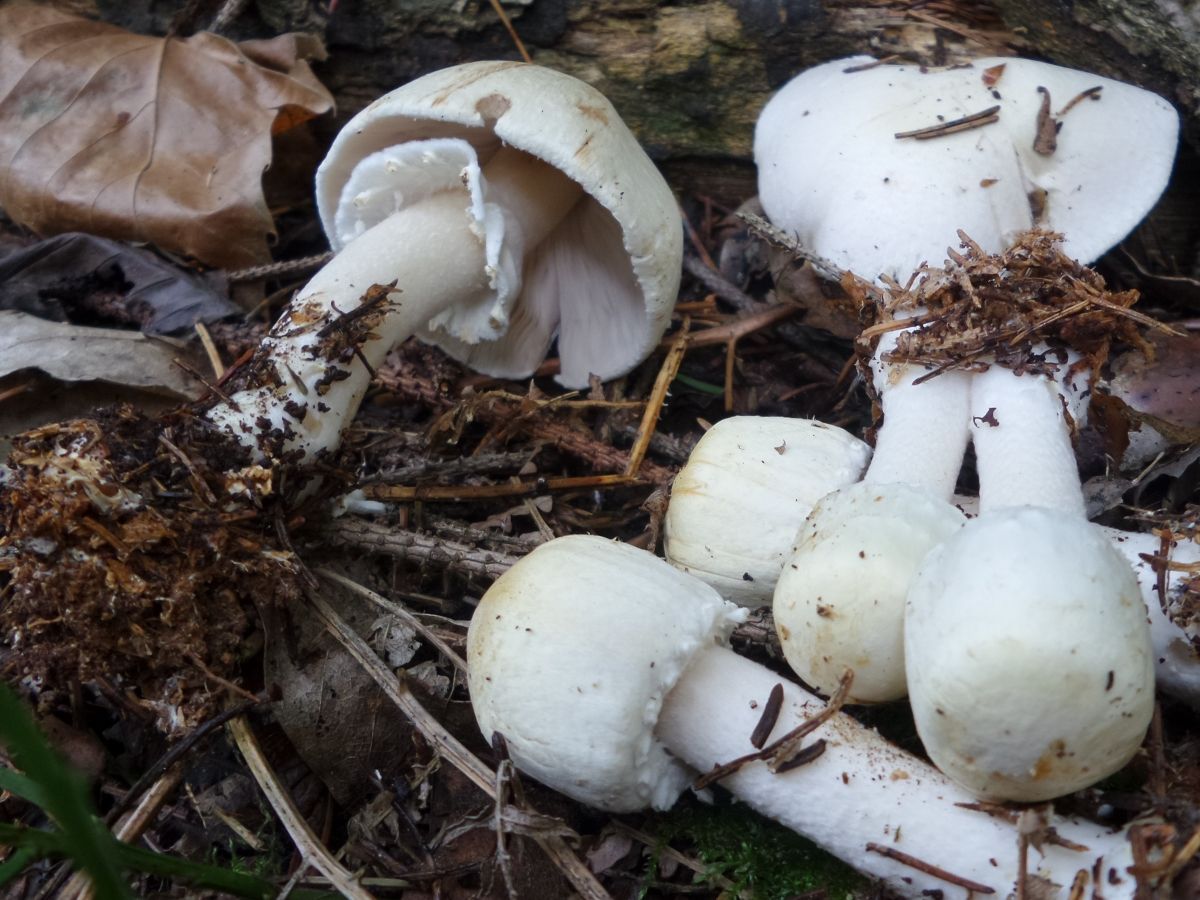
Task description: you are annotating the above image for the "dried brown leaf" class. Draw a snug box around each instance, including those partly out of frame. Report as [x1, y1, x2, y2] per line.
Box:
[0, 4, 333, 268]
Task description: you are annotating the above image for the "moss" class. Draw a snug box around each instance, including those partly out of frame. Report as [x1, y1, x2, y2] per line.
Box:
[646, 798, 867, 899]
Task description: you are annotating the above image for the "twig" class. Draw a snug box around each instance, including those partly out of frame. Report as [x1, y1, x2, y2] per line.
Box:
[61, 765, 187, 900]
[365, 449, 538, 485]
[227, 252, 334, 283]
[227, 715, 374, 900]
[376, 368, 675, 483]
[364, 473, 642, 502]
[738, 212, 845, 282]
[304, 589, 611, 900]
[894, 105, 1001, 141]
[865, 843, 995, 894]
[324, 519, 522, 581]
[625, 321, 689, 477]
[104, 699, 264, 826]
[316, 568, 468, 674]
[194, 321, 226, 379]
[208, 0, 250, 33]
[693, 669, 853, 789]
[486, 0, 532, 63]
[842, 56, 899, 73]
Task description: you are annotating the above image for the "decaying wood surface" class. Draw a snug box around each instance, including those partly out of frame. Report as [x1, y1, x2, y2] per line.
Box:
[90, 0, 1200, 188]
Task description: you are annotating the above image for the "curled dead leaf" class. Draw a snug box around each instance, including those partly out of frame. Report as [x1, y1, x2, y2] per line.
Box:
[0, 4, 333, 269]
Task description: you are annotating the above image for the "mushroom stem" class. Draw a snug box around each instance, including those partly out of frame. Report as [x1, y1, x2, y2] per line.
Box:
[658, 643, 1137, 898]
[864, 332, 972, 500]
[207, 147, 582, 461]
[1102, 526, 1200, 704]
[970, 362, 1086, 515]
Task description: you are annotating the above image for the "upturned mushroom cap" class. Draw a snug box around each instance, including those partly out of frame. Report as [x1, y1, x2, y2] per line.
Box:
[773, 481, 965, 702]
[664, 416, 871, 606]
[316, 61, 682, 388]
[467, 534, 746, 812]
[755, 56, 1178, 280]
[905, 507, 1155, 801]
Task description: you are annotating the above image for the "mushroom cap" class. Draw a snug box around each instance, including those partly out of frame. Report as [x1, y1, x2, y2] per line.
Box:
[773, 481, 965, 702]
[316, 61, 682, 388]
[664, 416, 872, 606]
[755, 56, 1179, 281]
[467, 534, 746, 813]
[905, 507, 1155, 801]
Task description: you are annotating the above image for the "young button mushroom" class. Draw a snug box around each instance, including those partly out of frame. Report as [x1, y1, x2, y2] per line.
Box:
[663, 416, 871, 606]
[905, 360, 1156, 801]
[208, 62, 681, 461]
[766, 296, 973, 702]
[468, 535, 1142, 898]
[755, 56, 1178, 282]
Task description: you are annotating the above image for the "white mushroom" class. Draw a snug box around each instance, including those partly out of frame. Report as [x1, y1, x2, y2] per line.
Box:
[663, 416, 871, 606]
[468, 534, 1143, 898]
[769, 323, 970, 702]
[755, 56, 1178, 282]
[954, 493, 1200, 706]
[208, 62, 681, 460]
[905, 362, 1156, 800]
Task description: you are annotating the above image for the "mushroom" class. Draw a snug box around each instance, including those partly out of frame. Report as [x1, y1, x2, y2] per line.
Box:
[905, 358, 1155, 800]
[208, 62, 681, 460]
[663, 416, 871, 605]
[468, 534, 1142, 898]
[755, 56, 1178, 282]
[756, 57, 1178, 706]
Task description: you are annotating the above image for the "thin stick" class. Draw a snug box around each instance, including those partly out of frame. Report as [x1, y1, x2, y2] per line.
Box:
[693, 670, 853, 789]
[60, 765, 186, 900]
[228, 715, 374, 900]
[304, 589, 611, 900]
[894, 106, 1001, 141]
[0, 380, 32, 405]
[324, 519, 521, 581]
[865, 843, 996, 894]
[194, 321, 226, 378]
[363, 473, 640, 502]
[316, 568, 468, 674]
[625, 321, 690, 477]
[660, 303, 799, 350]
[105, 699, 263, 826]
[487, 0, 532, 63]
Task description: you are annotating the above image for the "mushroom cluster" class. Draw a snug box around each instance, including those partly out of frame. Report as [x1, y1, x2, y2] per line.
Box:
[469, 536, 1145, 898]
[661, 55, 1186, 803]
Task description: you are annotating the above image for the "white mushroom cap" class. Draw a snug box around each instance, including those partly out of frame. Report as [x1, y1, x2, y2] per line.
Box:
[905, 507, 1155, 801]
[467, 534, 746, 812]
[664, 416, 871, 606]
[755, 56, 1179, 280]
[774, 481, 965, 702]
[316, 61, 682, 387]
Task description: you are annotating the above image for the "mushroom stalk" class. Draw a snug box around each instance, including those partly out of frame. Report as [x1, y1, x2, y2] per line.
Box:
[864, 331, 972, 499]
[658, 643, 1138, 898]
[1102, 526, 1200, 705]
[208, 146, 582, 460]
[970, 362, 1086, 515]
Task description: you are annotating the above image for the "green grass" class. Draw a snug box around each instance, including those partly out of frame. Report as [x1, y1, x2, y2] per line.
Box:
[0, 684, 334, 900]
[648, 798, 866, 899]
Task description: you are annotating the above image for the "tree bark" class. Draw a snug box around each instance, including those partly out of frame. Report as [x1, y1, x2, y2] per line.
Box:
[88, 0, 1200, 213]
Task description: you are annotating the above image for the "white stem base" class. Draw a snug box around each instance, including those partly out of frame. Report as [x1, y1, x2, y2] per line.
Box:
[658, 644, 1136, 898]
